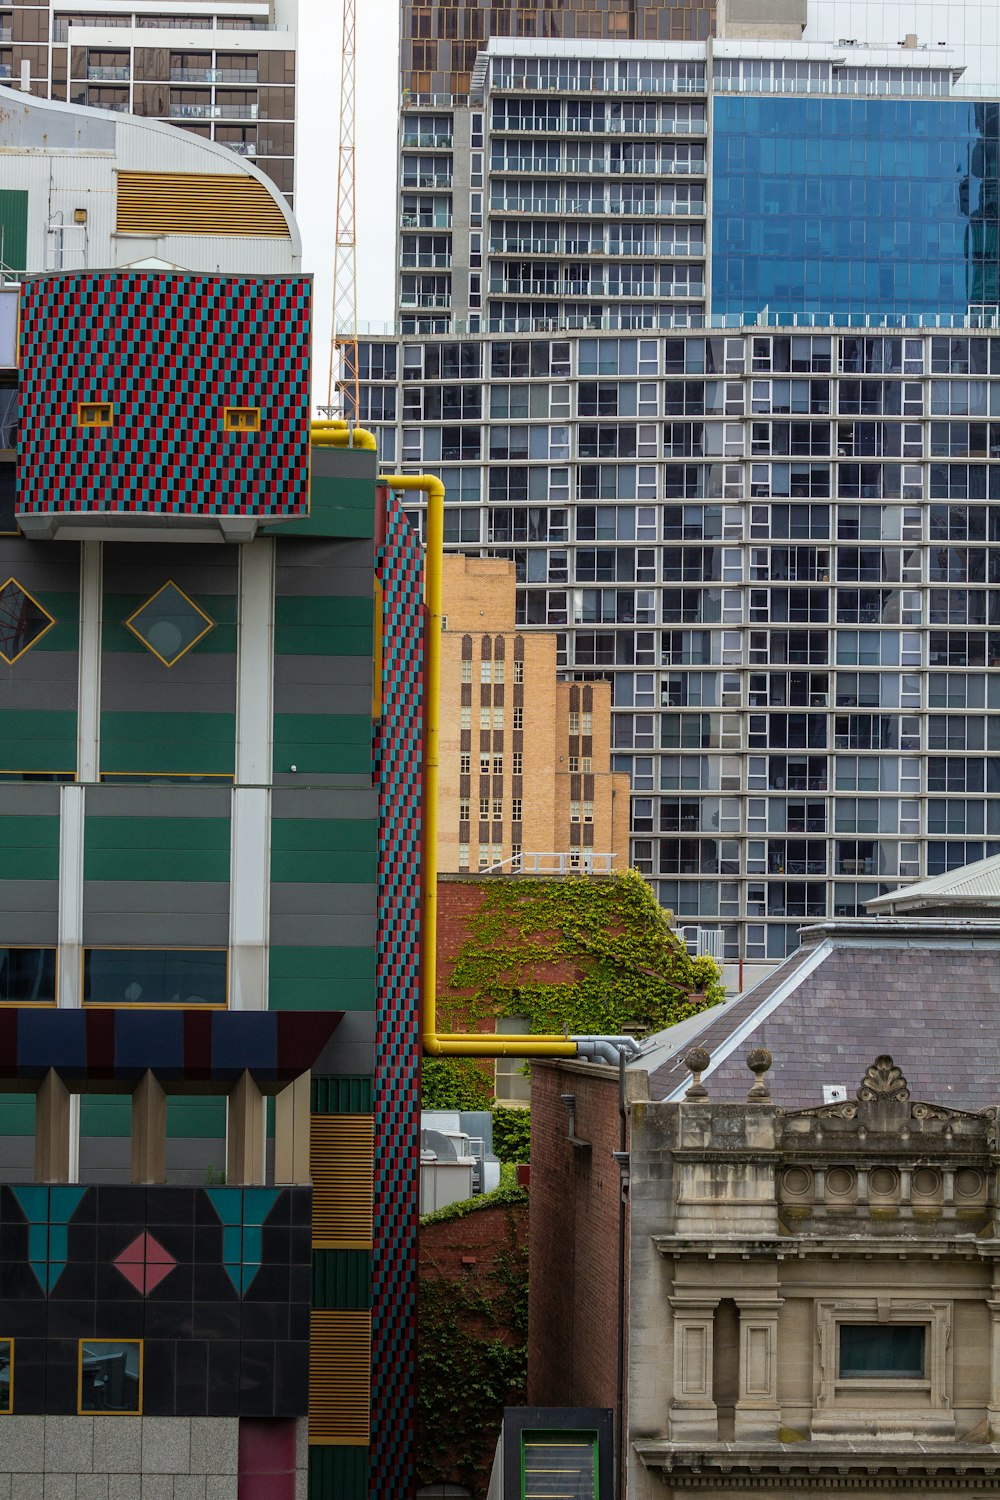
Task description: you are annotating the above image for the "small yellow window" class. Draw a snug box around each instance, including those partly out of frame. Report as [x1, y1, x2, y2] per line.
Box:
[223, 407, 261, 432]
[77, 402, 113, 428]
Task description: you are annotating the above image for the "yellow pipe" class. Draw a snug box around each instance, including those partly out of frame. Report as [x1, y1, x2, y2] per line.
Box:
[380, 472, 577, 1060]
[311, 425, 377, 451]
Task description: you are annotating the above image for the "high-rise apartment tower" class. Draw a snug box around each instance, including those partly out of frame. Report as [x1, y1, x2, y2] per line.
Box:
[359, 15, 1000, 978]
[1, 0, 296, 201]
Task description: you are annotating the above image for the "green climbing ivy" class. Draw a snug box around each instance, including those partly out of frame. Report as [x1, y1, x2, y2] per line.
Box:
[441, 868, 725, 1037]
[491, 1106, 531, 1164]
[421, 1056, 495, 1111]
[417, 1205, 529, 1498]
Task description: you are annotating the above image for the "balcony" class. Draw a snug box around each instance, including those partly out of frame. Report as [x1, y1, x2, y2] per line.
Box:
[169, 67, 259, 83]
[168, 102, 258, 120]
[401, 252, 452, 269]
[401, 133, 453, 149]
[400, 212, 452, 229]
[86, 65, 130, 80]
[401, 172, 452, 189]
[399, 291, 452, 309]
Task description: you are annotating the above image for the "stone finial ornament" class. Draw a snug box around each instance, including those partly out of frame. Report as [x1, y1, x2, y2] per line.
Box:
[746, 1045, 773, 1102]
[857, 1055, 910, 1104]
[684, 1046, 711, 1099]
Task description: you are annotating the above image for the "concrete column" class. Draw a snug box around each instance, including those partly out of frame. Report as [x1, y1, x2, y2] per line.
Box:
[668, 1297, 720, 1441]
[274, 1072, 311, 1185]
[734, 1295, 783, 1440]
[227, 1069, 266, 1185]
[987, 1296, 1000, 1437]
[35, 1070, 72, 1183]
[130, 1070, 166, 1184]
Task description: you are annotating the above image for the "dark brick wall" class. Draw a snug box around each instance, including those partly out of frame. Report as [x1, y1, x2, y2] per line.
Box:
[527, 1063, 622, 1411]
[419, 1200, 529, 1491]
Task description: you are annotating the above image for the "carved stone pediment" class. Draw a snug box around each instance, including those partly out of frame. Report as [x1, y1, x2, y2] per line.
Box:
[781, 1056, 993, 1145]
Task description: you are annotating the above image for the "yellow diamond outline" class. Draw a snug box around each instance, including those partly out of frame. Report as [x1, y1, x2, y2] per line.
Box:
[0, 576, 57, 666]
[124, 579, 215, 669]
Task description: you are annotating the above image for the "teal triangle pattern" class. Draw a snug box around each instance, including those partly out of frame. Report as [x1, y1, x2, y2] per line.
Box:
[204, 1187, 279, 1297]
[12, 1186, 87, 1293]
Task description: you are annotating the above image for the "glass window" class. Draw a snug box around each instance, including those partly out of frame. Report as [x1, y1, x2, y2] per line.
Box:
[79, 1340, 142, 1413]
[0, 947, 56, 1004]
[0, 1339, 10, 1413]
[522, 1430, 597, 1500]
[83, 950, 227, 1007]
[839, 1325, 925, 1379]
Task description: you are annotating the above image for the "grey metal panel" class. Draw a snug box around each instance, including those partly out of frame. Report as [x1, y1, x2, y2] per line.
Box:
[0, 654, 81, 713]
[84, 784, 232, 818]
[272, 652, 375, 717]
[78, 1137, 132, 1185]
[272, 678, 373, 717]
[0, 881, 58, 944]
[83, 880, 230, 945]
[273, 654, 373, 689]
[271, 773, 371, 789]
[0, 784, 61, 817]
[269, 882, 377, 918]
[269, 912, 378, 947]
[165, 1137, 226, 1186]
[0, 654, 79, 716]
[0, 538, 81, 591]
[275, 537, 374, 596]
[313, 1009, 375, 1075]
[100, 650, 237, 715]
[309, 448, 377, 484]
[271, 787, 378, 821]
[101, 542, 240, 594]
[0, 1138, 36, 1185]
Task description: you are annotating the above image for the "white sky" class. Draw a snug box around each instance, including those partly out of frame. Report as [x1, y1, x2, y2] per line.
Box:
[295, 0, 400, 406]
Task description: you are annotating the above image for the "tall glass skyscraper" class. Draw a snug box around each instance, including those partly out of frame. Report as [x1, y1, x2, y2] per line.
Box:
[360, 24, 1000, 975]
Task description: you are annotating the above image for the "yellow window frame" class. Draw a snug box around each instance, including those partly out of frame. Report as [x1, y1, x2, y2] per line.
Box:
[123, 579, 215, 669]
[0, 576, 57, 665]
[223, 406, 261, 432]
[78, 1339, 143, 1416]
[77, 402, 114, 428]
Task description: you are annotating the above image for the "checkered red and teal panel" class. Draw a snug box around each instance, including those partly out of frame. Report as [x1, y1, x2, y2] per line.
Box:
[372, 489, 423, 1499]
[17, 271, 311, 517]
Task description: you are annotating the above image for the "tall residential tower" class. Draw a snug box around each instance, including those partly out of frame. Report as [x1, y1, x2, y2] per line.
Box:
[1, 0, 297, 202]
[359, 17, 1000, 975]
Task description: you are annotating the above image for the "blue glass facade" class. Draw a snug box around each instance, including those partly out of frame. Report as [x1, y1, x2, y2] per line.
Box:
[712, 98, 1000, 319]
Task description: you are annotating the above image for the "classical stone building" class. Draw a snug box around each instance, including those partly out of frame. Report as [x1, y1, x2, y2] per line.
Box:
[530, 934, 1000, 1497]
[626, 1051, 1000, 1496]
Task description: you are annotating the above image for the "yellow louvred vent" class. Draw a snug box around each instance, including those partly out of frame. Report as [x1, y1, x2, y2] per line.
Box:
[310, 1114, 374, 1250]
[309, 1310, 372, 1444]
[116, 171, 290, 238]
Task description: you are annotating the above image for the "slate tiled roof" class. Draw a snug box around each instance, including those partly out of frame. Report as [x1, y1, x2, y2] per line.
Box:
[643, 922, 1000, 1110]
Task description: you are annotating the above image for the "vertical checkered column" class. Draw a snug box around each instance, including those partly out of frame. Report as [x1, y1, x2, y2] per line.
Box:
[371, 492, 424, 1497]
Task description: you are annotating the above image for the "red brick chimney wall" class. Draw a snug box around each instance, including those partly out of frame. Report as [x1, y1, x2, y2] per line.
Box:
[527, 1061, 623, 1410]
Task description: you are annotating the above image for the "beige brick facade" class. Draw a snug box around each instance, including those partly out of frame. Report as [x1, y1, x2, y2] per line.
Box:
[439, 554, 630, 875]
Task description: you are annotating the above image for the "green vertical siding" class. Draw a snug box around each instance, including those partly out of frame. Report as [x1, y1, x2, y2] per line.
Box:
[312, 1250, 372, 1311]
[0, 190, 28, 272]
[311, 1076, 374, 1114]
[308, 1445, 369, 1500]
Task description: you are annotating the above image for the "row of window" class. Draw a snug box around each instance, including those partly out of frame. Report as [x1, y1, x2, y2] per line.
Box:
[459, 658, 525, 683]
[358, 336, 1000, 382]
[0, 948, 227, 1007]
[0, 1340, 143, 1416]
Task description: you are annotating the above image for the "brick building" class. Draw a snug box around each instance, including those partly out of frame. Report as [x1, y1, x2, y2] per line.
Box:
[440, 553, 630, 876]
[529, 912, 1000, 1496]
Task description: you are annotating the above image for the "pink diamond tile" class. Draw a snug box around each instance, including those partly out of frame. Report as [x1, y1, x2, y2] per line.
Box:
[113, 1232, 176, 1296]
